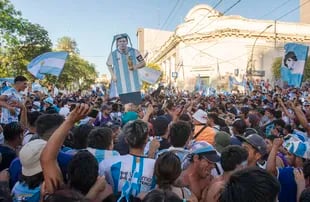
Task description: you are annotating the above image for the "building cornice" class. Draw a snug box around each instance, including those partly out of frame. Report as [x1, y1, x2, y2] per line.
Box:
[150, 28, 310, 63]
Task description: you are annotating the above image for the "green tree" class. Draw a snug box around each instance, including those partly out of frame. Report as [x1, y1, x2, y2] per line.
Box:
[51, 39, 97, 90]
[271, 57, 282, 79]
[0, 0, 24, 46]
[0, 0, 52, 78]
[56, 36, 79, 54]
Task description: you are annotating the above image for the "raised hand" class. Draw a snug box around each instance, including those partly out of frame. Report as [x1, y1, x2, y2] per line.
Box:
[67, 103, 91, 124]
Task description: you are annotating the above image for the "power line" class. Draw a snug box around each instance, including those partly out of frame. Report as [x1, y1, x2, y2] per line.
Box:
[276, 0, 310, 20]
[193, 0, 242, 34]
[179, 0, 299, 59]
[259, 0, 292, 19]
[160, 0, 181, 30]
[148, 0, 182, 56]
[184, 0, 224, 35]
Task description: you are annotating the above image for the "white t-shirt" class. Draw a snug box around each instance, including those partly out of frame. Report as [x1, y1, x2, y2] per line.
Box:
[99, 154, 156, 198]
[1, 88, 23, 124]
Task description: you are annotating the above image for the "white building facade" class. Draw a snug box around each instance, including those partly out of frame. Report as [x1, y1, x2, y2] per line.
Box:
[138, 4, 310, 90]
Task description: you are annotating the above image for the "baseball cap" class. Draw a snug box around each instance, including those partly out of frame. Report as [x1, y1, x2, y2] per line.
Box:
[189, 141, 220, 163]
[214, 131, 231, 153]
[19, 139, 47, 176]
[192, 109, 208, 124]
[237, 134, 267, 156]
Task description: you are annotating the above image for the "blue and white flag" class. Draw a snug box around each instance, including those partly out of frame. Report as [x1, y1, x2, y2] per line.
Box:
[195, 74, 202, 91]
[109, 82, 119, 98]
[138, 67, 161, 85]
[281, 43, 309, 88]
[27, 52, 68, 79]
[0, 78, 14, 84]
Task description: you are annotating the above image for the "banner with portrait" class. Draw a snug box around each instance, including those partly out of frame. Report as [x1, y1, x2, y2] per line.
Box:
[281, 43, 309, 87]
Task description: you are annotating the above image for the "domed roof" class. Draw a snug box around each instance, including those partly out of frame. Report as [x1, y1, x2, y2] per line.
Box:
[184, 4, 222, 22]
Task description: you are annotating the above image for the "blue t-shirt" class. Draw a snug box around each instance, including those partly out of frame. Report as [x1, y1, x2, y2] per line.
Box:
[9, 151, 73, 188]
[12, 182, 40, 202]
[277, 167, 297, 202]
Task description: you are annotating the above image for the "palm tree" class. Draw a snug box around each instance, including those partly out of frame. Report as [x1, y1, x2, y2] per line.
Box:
[56, 36, 79, 54]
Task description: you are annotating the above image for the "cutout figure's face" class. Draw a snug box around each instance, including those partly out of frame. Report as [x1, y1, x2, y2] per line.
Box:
[117, 38, 128, 51]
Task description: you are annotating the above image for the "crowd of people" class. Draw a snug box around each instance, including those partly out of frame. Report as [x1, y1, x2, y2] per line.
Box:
[0, 75, 310, 202]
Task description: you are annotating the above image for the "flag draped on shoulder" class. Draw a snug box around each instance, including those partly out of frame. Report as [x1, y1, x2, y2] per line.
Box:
[27, 52, 69, 79]
[280, 43, 309, 88]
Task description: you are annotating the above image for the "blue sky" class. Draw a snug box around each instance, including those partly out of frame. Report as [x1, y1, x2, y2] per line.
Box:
[10, 0, 300, 76]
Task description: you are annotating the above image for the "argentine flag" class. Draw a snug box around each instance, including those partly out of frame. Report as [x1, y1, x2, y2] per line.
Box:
[139, 67, 161, 85]
[27, 52, 68, 79]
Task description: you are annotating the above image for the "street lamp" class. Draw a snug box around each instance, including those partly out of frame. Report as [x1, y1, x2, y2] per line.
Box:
[247, 24, 273, 77]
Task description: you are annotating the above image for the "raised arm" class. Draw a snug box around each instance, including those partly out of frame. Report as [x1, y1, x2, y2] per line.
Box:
[267, 138, 283, 176]
[40, 104, 91, 193]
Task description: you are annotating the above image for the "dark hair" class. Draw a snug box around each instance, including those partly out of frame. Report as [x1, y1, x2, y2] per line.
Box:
[219, 167, 280, 202]
[67, 151, 98, 195]
[3, 122, 23, 141]
[303, 160, 310, 179]
[284, 51, 297, 67]
[14, 76, 27, 83]
[43, 188, 89, 202]
[220, 146, 248, 172]
[207, 112, 219, 123]
[0, 189, 11, 202]
[72, 124, 94, 149]
[274, 110, 282, 119]
[20, 172, 44, 189]
[123, 120, 148, 149]
[142, 189, 183, 202]
[155, 152, 182, 190]
[27, 111, 42, 127]
[300, 187, 310, 202]
[35, 114, 64, 139]
[87, 127, 113, 150]
[169, 121, 191, 147]
[232, 119, 247, 135]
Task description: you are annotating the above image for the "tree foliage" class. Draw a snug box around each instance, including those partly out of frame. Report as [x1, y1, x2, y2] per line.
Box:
[56, 36, 79, 54]
[271, 57, 282, 79]
[52, 37, 97, 90]
[0, 1, 97, 90]
[0, 0, 52, 79]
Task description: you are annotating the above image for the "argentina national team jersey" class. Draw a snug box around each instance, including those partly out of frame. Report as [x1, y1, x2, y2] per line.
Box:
[107, 48, 142, 94]
[99, 154, 156, 200]
[87, 147, 120, 163]
[0, 88, 22, 124]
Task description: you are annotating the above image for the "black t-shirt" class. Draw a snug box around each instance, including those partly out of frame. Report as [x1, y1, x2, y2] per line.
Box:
[0, 145, 16, 171]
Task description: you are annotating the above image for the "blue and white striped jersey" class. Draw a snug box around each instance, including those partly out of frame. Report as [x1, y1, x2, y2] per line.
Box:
[99, 154, 156, 200]
[107, 48, 143, 94]
[87, 147, 120, 163]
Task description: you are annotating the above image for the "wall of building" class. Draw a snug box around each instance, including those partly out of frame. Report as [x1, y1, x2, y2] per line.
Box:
[300, 0, 310, 24]
[137, 28, 173, 62]
[143, 4, 310, 91]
